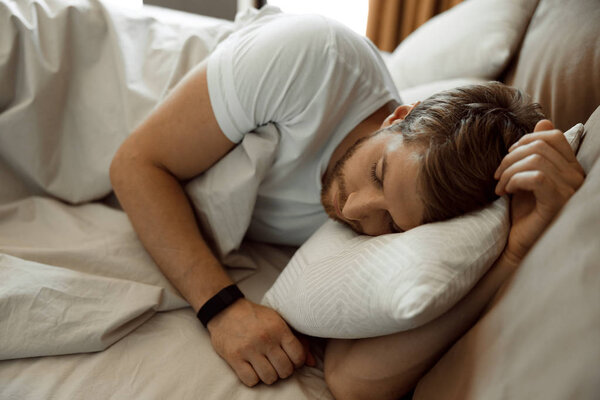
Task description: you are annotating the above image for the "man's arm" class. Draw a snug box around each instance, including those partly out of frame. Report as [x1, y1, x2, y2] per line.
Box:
[110, 61, 307, 387]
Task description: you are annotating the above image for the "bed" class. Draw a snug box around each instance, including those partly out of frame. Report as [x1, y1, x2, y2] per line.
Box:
[1, 0, 599, 399]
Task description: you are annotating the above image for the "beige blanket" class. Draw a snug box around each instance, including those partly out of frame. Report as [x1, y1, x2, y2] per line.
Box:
[0, 196, 331, 399]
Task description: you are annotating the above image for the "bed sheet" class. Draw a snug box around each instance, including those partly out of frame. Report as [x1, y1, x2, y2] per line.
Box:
[0, 196, 332, 399]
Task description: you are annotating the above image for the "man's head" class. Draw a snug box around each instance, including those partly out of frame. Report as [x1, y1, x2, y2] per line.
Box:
[320, 81, 545, 235]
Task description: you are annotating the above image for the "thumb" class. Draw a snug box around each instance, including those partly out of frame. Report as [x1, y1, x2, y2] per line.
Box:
[534, 119, 554, 132]
[298, 335, 317, 367]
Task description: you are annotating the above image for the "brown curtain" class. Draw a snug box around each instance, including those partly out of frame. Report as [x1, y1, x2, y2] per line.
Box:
[367, 0, 463, 52]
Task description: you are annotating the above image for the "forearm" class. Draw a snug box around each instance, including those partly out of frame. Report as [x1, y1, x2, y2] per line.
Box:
[364, 252, 517, 359]
[416, 252, 518, 344]
[110, 156, 232, 312]
[325, 252, 519, 399]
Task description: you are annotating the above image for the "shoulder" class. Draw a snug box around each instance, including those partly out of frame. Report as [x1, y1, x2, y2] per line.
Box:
[241, 10, 372, 57]
[246, 13, 337, 54]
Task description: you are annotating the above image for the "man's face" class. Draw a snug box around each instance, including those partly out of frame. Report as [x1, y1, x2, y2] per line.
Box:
[320, 130, 425, 236]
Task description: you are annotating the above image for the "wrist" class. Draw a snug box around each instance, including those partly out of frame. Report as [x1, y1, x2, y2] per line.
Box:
[197, 284, 245, 329]
[206, 297, 247, 333]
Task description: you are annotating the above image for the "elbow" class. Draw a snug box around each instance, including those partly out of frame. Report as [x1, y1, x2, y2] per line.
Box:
[324, 349, 418, 400]
[109, 145, 141, 194]
[325, 362, 375, 400]
[324, 341, 376, 400]
[325, 368, 414, 400]
[109, 148, 126, 193]
[325, 367, 353, 400]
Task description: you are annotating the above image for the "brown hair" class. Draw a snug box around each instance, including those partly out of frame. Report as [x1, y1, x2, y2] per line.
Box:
[388, 82, 545, 224]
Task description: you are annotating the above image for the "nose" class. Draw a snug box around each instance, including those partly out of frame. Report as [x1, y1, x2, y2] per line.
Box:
[342, 188, 386, 223]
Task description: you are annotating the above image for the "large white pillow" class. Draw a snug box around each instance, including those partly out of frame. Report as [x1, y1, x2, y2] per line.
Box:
[398, 77, 490, 104]
[262, 197, 509, 338]
[261, 125, 585, 339]
[386, 0, 539, 90]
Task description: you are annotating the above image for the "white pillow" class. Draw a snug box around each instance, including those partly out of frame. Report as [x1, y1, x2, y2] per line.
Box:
[262, 125, 584, 339]
[398, 77, 490, 104]
[262, 197, 509, 339]
[386, 0, 539, 90]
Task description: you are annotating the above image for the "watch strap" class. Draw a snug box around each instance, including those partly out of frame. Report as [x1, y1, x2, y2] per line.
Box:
[197, 284, 245, 328]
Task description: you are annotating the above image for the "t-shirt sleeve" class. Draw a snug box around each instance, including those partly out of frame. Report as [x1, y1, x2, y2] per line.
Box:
[206, 12, 399, 143]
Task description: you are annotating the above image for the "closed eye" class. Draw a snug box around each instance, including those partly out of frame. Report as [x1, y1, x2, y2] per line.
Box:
[370, 162, 382, 187]
[389, 218, 397, 233]
[389, 217, 403, 233]
[372, 162, 402, 233]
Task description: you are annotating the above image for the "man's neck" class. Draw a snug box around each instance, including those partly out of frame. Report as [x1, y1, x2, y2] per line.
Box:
[322, 101, 397, 183]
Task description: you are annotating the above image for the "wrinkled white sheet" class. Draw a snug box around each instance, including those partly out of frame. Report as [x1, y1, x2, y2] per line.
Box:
[0, 0, 234, 203]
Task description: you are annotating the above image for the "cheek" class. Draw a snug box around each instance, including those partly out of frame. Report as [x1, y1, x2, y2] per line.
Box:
[342, 149, 373, 185]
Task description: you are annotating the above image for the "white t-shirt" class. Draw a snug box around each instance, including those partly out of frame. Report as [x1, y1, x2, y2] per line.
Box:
[206, 6, 400, 246]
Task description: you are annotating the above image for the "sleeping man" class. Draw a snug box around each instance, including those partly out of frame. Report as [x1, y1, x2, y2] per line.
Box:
[109, 7, 585, 400]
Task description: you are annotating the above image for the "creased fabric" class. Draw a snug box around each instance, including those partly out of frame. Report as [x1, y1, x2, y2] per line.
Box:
[0, 0, 235, 203]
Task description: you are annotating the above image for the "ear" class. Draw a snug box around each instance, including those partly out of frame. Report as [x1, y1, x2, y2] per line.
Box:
[381, 102, 420, 128]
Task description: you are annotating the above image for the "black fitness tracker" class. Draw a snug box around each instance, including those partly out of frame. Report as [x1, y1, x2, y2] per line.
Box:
[197, 284, 245, 328]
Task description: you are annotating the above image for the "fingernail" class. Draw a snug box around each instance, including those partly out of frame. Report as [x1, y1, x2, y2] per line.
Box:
[495, 184, 501, 196]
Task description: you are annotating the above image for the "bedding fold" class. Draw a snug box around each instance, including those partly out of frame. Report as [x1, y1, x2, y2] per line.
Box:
[0, 253, 169, 360]
[0, 196, 192, 360]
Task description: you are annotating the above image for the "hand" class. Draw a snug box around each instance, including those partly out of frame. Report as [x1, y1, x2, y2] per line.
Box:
[494, 119, 585, 267]
[207, 298, 315, 386]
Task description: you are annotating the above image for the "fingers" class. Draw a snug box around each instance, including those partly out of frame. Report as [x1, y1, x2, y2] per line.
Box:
[208, 300, 306, 387]
[297, 333, 317, 367]
[497, 120, 586, 264]
[280, 331, 307, 368]
[500, 158, 575, 206]
[495, 122, 585, 197]
[503, 170, 572, 206]
[267, 347, 295, 379]
[533, 119, 554, 132]
[233, 361, 260, 387]
[500, 134, 566, 177]
[239, 328, 302, 386]
[257, 330, 306, 383]
[493, 120, 585, 224]
[495, 142, 576, 196]
[237, 340, 299, 386]
[507, 122, 580, 166]
[249, 355, 280, 385]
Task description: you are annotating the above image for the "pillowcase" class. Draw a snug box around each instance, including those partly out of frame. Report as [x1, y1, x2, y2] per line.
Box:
[398, 77, 490, 104]
[385, 0, 539, 90]
[503, 0, 600, 132]
[262, 197, 509, 338]
[263, 124, 584, 339]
